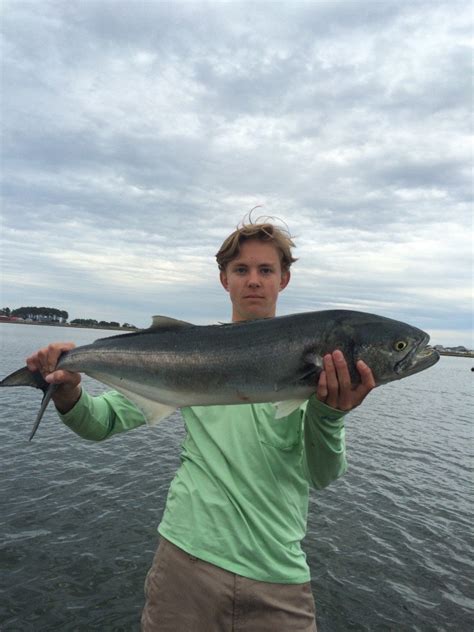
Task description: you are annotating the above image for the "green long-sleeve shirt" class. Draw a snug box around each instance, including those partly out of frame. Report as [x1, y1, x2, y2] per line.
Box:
[60, 390, 346, 583]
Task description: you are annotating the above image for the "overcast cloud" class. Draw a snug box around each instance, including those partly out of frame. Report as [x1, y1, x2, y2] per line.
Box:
[0, 0, 472, 346]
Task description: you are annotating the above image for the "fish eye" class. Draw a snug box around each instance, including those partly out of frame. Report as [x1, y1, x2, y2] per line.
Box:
[394, 340, 408, 352]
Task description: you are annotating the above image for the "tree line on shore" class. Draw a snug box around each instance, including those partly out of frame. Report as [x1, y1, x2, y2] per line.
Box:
[1, 306, 136, 329]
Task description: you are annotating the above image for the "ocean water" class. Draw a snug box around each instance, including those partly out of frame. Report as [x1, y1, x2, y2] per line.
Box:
[0, 323, 472, 631]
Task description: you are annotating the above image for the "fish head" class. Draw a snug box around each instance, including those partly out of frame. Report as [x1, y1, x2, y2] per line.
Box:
[348, 315, 440, 385]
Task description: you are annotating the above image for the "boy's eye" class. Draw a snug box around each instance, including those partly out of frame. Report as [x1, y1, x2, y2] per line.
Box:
[261, 267, 272, 274]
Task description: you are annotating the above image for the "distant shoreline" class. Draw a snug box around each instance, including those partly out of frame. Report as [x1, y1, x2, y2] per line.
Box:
[0, 320, 138, 332]
[1, 319, 472, 357]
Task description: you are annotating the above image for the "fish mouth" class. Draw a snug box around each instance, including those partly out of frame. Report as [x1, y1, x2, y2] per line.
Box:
[395, 334, 440, 377]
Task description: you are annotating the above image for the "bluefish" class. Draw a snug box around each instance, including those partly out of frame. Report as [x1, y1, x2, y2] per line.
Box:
[0, 310, 440, 440]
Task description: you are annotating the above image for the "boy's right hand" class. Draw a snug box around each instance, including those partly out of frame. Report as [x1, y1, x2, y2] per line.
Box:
[26, 342, 82, 414]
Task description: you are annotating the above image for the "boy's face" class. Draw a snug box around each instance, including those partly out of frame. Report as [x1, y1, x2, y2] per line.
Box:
[220, 239, 290, 322]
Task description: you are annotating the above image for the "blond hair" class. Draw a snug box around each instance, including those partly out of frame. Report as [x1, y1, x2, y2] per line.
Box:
[216, 214, 297, 272]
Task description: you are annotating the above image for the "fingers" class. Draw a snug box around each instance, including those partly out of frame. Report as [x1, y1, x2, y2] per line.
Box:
[316, 368, 328, 401]
[325, 350, 352, 410]
[316, 352, 345, 409]
[45, 369, 81, 388]
[351, 360, 376, 405]
[315, 352, 375, 411]
[26, 342, 78, 385]
[356, 360, 376, 391]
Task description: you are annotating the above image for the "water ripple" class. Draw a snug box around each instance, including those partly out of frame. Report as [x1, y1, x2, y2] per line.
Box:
[1, 325, 473, 630]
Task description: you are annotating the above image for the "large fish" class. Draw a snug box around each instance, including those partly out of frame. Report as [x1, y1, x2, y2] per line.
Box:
[0, 310, 439, 440]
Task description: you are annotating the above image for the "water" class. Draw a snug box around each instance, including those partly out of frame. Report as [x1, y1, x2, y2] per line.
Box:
[0, 323, 472, 631]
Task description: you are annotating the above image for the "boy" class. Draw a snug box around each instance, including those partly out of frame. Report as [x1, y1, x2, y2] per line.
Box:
[27, 220, 375, 631]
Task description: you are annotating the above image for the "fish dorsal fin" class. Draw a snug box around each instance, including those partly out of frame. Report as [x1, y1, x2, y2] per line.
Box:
[149, 315, 194, 330]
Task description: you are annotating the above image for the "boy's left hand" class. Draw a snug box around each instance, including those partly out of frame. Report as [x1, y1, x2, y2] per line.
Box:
[316, 350, 376, 411]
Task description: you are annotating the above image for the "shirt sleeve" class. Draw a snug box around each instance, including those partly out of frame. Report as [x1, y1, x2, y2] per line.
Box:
[59, 389, 147, 441]
[302, 395, 347, 489]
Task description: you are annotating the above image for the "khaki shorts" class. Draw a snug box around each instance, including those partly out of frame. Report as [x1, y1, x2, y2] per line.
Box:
[141, 538, 317, 631]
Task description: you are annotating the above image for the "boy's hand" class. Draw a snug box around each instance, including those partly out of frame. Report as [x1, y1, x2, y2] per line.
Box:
[26, 342, 82, 413]
[316, 350, 375, 411]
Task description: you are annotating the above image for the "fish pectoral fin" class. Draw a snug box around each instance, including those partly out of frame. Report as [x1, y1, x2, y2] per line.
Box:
[273, 354, 323, 393]
[274, 399, 306, 419]
[274, 365, 322, 394]
[294, 353, 324, 386]
[305, 352, 324, 370]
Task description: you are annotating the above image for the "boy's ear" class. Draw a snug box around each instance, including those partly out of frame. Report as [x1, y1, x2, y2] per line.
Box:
[279, 270, 290, 291]
[220, 270, 229, 291]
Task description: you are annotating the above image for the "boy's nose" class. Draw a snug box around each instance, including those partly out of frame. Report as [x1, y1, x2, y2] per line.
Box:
[248, 270, 261, 286]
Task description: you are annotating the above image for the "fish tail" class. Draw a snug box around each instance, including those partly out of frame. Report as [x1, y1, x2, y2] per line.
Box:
[1, 367, 55, 440]
[0, 366, 49, 391]
[29, 383, 58, 441]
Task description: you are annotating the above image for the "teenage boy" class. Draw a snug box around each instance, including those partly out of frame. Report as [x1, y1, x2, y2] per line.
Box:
[27, 221, 375, 631]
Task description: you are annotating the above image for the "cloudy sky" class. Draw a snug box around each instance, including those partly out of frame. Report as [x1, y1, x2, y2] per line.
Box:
[1, 0, 471, 346]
